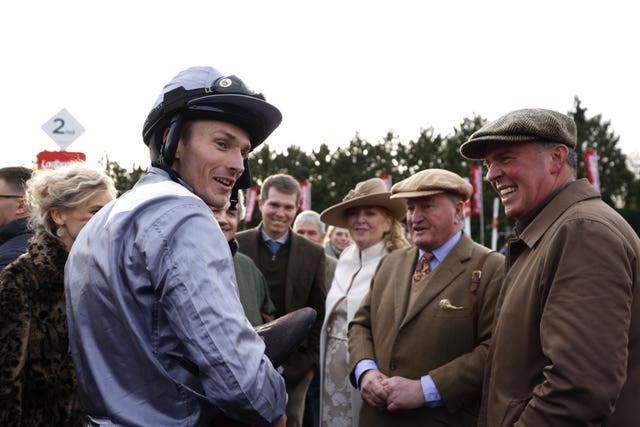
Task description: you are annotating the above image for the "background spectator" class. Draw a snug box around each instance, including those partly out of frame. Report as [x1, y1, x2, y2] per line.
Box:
[324, 226, 351, 259]
[237, 173, 326, 427]
[0, 162, 115, 426]
[318, 177, 408, 427]
[211, 188, 277, 326]
[348, 169, 504, 426]
[0, 166, 33, 271]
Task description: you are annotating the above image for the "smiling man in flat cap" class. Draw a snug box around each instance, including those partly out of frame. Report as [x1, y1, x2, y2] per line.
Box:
[348, 168, 504, 426]
[461, 108, 640, 426]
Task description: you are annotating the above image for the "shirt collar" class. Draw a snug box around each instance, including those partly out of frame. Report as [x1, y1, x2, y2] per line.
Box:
[418, 230, 462, 265]
[260, 228, 289, 244]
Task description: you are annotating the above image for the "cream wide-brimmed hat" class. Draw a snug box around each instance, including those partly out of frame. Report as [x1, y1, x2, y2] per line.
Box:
[320, 178, 407, 228]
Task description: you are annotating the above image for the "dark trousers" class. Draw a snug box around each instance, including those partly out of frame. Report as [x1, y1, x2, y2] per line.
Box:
[302, 372, 320, 427]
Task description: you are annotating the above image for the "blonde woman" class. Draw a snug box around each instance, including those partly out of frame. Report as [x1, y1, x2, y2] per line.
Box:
[318, 178, 408, 427]
[0, 163, 115, 426]
[324, 226, 351, 259]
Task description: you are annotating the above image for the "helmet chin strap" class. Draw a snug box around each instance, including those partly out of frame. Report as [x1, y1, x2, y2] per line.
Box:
[161, 114, 184, 168]
[151, 114, 184, 184]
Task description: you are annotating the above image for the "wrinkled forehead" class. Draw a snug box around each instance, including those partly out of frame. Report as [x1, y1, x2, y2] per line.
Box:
[295, 221, 321, 233]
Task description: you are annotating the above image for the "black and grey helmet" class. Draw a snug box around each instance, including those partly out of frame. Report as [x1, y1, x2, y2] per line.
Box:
[142, 66, 282, 187]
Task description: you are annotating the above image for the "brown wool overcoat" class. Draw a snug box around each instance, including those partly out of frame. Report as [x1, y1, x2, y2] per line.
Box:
[480, 179, 640, 426]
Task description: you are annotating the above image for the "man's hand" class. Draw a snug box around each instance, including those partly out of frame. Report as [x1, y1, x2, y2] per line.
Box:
[360, 370, 389, 409]
[382, 376, 425, 411]
[272, 414, 287, 427]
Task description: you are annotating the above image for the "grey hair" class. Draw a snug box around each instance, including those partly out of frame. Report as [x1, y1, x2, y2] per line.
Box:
[293, 210, 326, 234]
[26, 162, 117, 239]
[537, 142, 577, 177]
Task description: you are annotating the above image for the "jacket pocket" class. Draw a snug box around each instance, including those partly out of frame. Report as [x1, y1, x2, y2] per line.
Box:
[434, 306, 472, 319]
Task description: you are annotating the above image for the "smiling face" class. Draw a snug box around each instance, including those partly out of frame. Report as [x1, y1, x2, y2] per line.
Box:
[330, 227, 351, 250]
[210, 200, 239, 242]
[259, 188, 298, 240]
[294, 221, 324, 244]
[172, 120, 251, 209]
[484, 142, 570, 220]
[345, 206, 392, 251]
[406, 194, 462, 251]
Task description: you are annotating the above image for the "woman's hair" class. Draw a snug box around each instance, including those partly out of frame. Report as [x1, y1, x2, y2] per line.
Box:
[26, 162, 116, 238]
[383, 218, 410, 253]
[325, 225, 336, 245]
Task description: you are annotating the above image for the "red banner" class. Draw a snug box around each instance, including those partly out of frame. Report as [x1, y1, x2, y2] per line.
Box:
[244, 187, 258, 223]
[379, 174, 392, 191]
[463, 200, 471, 219]
[299, 182, 311, 211]
[585, 149, 601, 192]
[36, 150, 86, 169]
[471, 164, 483, 215]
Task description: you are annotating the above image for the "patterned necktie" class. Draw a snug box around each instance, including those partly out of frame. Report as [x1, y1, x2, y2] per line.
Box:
[267, 240, 282, 256]
[412, 252, 433, 284]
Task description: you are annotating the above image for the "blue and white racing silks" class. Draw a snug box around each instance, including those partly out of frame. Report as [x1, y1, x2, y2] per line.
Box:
[65, 167, 286, 427]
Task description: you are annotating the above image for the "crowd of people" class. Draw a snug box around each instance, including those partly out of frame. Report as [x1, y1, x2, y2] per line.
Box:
[0, 64, 638, 427]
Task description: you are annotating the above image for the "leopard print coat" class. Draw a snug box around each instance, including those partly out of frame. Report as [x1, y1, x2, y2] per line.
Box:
[0, 232, 85, 427]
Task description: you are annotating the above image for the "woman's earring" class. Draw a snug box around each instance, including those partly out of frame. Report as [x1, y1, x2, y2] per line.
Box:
[56, 227, 65, 238]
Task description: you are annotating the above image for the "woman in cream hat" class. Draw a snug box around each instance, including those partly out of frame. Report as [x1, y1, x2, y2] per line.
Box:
[318, 177, 409, 427]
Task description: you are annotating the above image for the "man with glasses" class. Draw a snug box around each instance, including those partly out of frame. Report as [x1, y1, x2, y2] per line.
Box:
[0, 167, 32, 271]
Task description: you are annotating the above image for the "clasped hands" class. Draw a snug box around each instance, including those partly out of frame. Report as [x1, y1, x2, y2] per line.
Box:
[359, 370, 424, 411]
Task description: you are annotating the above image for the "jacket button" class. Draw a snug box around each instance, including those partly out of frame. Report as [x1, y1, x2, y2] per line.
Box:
[389, 362, 397, 371]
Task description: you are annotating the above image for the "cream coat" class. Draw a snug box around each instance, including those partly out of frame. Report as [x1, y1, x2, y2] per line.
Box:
[319, 241, 387, 426]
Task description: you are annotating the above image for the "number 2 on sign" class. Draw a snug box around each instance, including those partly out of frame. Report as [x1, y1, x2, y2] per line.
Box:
[53, 118, 74, 135]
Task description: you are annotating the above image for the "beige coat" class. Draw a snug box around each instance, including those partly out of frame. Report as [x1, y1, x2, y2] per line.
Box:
[349, 233, 504, 426]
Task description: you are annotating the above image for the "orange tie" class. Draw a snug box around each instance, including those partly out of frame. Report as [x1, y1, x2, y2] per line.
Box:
[412, 252, 433, 284]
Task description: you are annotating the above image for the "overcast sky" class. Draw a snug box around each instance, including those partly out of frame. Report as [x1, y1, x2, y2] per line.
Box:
[1, 0, 637, 170]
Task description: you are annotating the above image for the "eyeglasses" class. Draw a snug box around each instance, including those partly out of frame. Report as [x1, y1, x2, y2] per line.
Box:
[0, 195, 23, 198]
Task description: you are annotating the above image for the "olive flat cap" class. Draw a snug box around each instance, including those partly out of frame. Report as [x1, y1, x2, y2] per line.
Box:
[390, 168, 473, 201]
[460, 108, 577, 160]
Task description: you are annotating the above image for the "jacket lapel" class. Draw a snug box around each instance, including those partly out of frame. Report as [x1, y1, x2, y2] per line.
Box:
[284, 231, 297, 311]
[394, 247, 420, 329]
[247, 228, 261, 261]
[400, 235, 473, 328]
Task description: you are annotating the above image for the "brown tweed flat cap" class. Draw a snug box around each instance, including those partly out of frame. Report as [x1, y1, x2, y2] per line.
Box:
[460, 108, 577, 160]
[390, 169, 473, 201]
